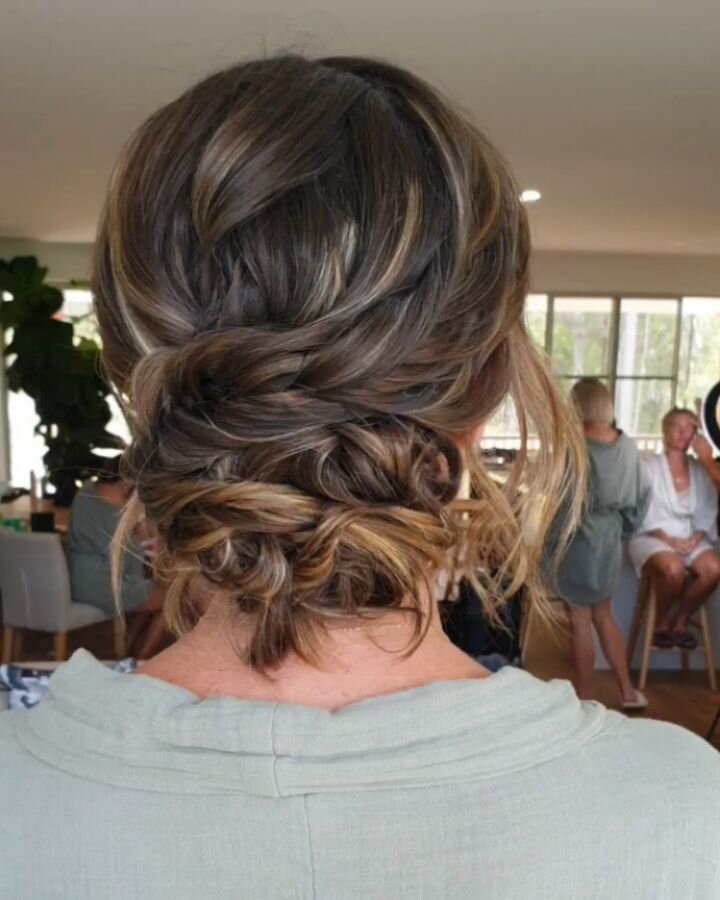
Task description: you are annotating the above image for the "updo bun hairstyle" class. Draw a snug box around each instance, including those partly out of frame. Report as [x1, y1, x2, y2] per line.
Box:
[93, 55, 584, 669]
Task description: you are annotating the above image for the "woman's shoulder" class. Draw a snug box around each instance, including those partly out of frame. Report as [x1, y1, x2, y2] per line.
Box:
[590, 713, 720, 811]
[688, 456, 718, 492]
[585, 431, 625, 466]
[556, 713, 720, 882]
[614, 714, 719, 765]
[611, 430, 644, 460]
[640, 451, 663, 472]
[689, 455, 711, 477]
[69, 486, 119, 527]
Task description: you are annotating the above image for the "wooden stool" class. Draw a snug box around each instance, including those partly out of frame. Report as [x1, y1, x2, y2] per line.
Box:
[519, 592, 535, 663]
[626, 573, 717, 691]
[519, 595, 566, 665]
[706, 694, 720, 742]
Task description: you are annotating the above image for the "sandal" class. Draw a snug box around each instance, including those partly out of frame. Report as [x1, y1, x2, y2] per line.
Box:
[652, 629, 675, 649]
[672, 630, 698, 650]
[622, 690, 649, 711]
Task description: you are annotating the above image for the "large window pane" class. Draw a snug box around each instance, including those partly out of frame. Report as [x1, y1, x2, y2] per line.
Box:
[551, 297, 613, 376]
[617, 298, 678, 377]
[677, 297, 720, 409]
[481, 294, 547, 447]
[615, 378, 673, 441]
[482, 397, 519, 448]
[63, 288, 100, 343]
[7, 389, 45, 489]
[481, 396, 541, 452]
[2, 286, 46, 487]
[61, 289, 130, 444]
[525, 294, 548, 349]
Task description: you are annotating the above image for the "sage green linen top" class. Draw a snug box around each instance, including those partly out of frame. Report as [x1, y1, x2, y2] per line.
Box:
[1, 650, 719, 899]
[556, 432, 650, 606]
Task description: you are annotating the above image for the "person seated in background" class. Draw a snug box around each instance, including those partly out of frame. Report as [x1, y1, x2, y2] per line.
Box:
[65, 457, 167, 658]
[555, 379, 649, 708]
[629, 408, 720, 649]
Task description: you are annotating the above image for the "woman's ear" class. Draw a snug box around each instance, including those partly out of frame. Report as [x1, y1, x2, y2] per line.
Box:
[451, 423, 485, 450]
[448, 424, 484, 502]
[468, 423, 485, 446]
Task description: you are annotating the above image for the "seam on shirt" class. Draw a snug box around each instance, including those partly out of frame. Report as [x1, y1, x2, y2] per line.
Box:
[269, 703, 280, 798]
[302, 795, 317, 899]
[14, 701, 625, 797]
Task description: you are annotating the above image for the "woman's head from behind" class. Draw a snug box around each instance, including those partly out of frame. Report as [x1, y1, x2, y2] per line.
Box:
[94, 55, 583, 668]
[663, 408, 698, 453]
[571, 379, 614, 427]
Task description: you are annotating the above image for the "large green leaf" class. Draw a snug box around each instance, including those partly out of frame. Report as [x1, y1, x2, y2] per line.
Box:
[5, 367, 21, 392]
[26, 284, 64, 319]
[0, 299, 23, 329]
[0, 257, 48, 297]
[8, 319, 74, 368]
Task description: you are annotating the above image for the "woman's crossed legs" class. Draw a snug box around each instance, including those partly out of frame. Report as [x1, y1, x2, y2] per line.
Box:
[644, 549, 720, 647]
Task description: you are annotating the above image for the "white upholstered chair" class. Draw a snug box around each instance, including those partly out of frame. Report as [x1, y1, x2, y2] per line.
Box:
[0, 530, 125, 663]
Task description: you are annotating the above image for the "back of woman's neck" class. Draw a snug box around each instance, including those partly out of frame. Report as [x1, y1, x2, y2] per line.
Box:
[583, 422, 617, 442]
[137, 608, 489, 710]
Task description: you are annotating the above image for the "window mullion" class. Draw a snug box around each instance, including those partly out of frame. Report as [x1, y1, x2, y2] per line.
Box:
[545, 295, 554, 356]
[670, 297, 682, 408]
[608, 296, 620, 399]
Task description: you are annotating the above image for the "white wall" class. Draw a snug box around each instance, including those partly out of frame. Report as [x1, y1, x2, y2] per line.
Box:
[532, 250, 720, 296]
[0, 239, 92, 284]
[3, 240, 720, 297]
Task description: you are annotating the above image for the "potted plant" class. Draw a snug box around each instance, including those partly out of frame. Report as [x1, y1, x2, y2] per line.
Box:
[0, 256, 124, 505]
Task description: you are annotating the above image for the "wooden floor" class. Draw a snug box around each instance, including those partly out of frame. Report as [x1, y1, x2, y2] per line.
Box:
[525, 613, 720, 746]
[12, 612, 720, 748]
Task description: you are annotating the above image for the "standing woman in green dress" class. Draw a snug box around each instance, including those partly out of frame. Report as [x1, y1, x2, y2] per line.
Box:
[556, 379, 650, 709]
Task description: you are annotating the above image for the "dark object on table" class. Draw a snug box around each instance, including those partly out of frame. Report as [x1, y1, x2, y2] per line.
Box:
[30, 511, 55, 533]
[53, 479, 78, 508]
[441, 579, 523, 663]
[0, 488, 28, 504]
[480, 447, 518, 465]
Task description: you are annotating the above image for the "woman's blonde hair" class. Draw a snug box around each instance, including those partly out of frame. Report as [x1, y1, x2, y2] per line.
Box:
[571, 378, 614, 425]
[93, 55, 585, 669]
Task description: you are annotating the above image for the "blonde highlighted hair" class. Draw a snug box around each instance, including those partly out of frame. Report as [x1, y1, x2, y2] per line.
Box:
[93, 55, 585, 669]
[571, 378, 614, 426]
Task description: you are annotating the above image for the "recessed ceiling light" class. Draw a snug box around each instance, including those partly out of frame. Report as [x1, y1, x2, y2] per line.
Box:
[520, 189, 541, 204]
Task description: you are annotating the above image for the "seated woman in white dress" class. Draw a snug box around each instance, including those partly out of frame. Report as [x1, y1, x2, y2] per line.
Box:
[629, 408, 720, 649]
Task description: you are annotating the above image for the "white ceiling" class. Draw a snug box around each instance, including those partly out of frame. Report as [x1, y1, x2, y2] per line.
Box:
[2, 0, 720, 254]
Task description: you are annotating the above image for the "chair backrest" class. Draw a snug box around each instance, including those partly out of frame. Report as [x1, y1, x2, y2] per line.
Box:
[0, 531, 73, 631]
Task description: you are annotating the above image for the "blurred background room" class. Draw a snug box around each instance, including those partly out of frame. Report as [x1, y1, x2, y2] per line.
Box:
[2, 0, 720, 739]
